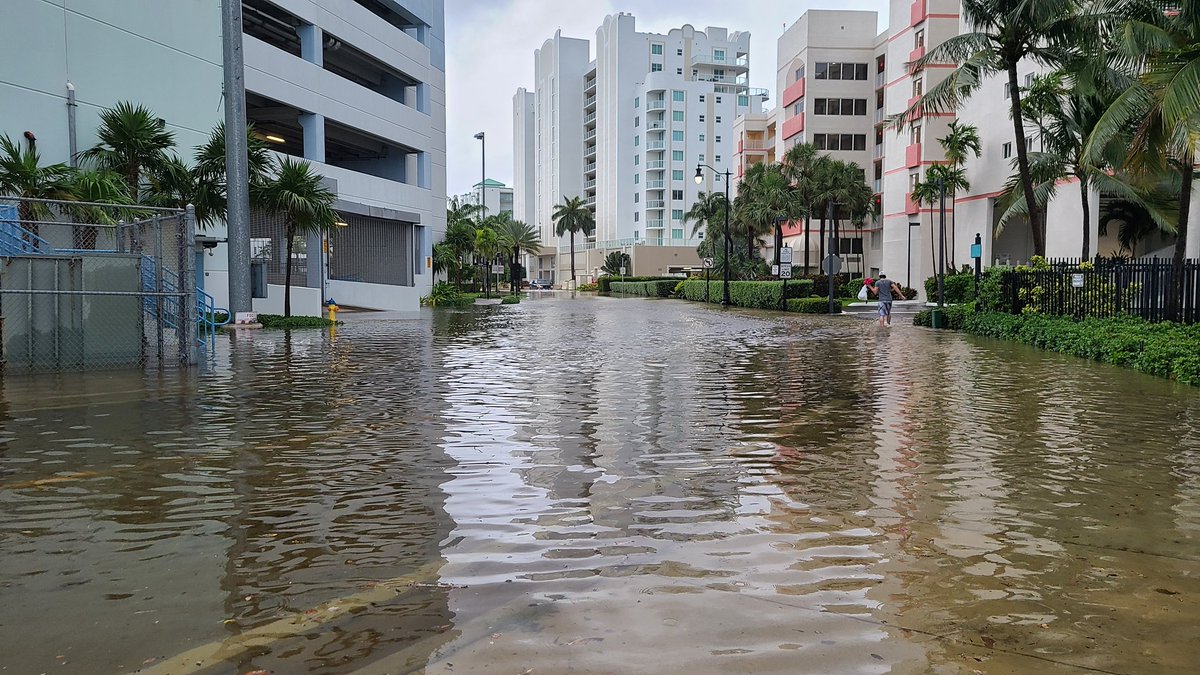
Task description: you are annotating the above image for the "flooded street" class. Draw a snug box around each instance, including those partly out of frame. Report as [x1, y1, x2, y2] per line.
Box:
[2, 294, 1199, 674]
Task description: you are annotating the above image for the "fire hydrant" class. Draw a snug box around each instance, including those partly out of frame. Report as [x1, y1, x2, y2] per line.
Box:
[326, 299, 339, 323]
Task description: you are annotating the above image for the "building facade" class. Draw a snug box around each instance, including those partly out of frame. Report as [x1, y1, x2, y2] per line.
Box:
[456, 179, 513, 218]
[0, 0, 446, 315]
[515, 14, 766, 285]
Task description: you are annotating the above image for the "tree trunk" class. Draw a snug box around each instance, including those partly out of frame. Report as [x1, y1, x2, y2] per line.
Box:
[283, 226, 294, 318]
[819, 212, 826, 267]
[930, 208, 936, 280]
[803, 212, 812, 275]
[511, 247, 520, 290]
[1079, 173, 1091, 260]
[747, 223, 755, 260]
[948, 191, 957, 270]
[1007, 63, 1044, 256]
[1170, 159, 1192, 321]
[569, 229, 577, 285]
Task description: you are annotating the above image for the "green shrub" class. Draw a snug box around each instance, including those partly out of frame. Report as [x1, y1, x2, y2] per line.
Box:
[680, 279, 814, 308]
[255, 314, 340, 329]
[673, 280, 686, 298]
[597, 275, 679, 293]
[946, 312, 1200, 386]
[577, 282, 598, 292]
[924, 267, 977, 304]
[501, 294, 521, 304]
[913, 303, 975, 329]
[610, 280, 678, 297]
[787, 297, 843, 313]
[421, 281, 475, 307]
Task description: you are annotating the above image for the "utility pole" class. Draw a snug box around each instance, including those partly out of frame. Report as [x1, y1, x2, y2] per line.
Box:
[222, 0, 251, 314]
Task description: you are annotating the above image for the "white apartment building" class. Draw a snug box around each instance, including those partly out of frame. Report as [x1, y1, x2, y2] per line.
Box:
[515, 14, 766, 284]
[1, 0, 447, 315]
[456, 179, 513, 218]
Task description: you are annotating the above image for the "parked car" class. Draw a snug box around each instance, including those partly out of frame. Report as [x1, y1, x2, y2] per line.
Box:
[529, 279, 553, 290]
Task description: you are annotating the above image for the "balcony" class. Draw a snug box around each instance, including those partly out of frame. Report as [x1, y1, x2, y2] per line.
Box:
[646, 220, 665, 229]
[748, 87, 770, 101]
[646, 200, 666, 209]
[906, 192, 920, 215]
[585, 178, 596, 189]
[691, 53, 749, 70]
[873, 178, 882, 193]
[781, 113, 805, 140]
[876, 70, 887, 88]
[909, 45, 926, 66]
[906, 142, 922, 168]
[646, 160, 665, 169]
[875, 107, 887, 125]
[584, 129, 596, 141]
[647, 121, 665, 130]
[907, 96, 923, 121]
[874, 143, 885, 159]
[584, 112, 596, 125]
[647, 100, 667, 111]
[910, 0, 927, 26]
[645, 141, 666, 150]
[585, 162, 597, 174]
[585, 78, 597, 94]
[741, 139, 769, 152]
[695, 74, 749, 88]
[585, 143, 597, 158]
[584, 95, 596, 108]
[586, 195, 596, 206]
[646, 180, 665, 189]
[781, 78, 805, 108]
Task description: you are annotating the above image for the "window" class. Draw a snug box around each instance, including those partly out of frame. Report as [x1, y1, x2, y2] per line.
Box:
[814, 98, 869, 116]
[911, 124, 922, 144]
[715, 135, 722, 143]
[915, 29, 925, 49]
[813, 62, 869, 81]
[672, 209, 684, 220]
[1004, 82, 1011, 99]
[677, 48, 683, 56]
[673, 111, 684, 122]
[698, 153, 705, 163]
[634, 193, 640, 203]
[1025, 73, 1034, 87]
[672, 150, 685, 161]
[635, 96, 640, 108]
[795, 65, 805, 80]
[715, 154, 722, 163]
[738, 95, 749, 107]
[651, 63, 663, 72]
[673, 90, 684, 102]
[635, 135, 640, 147]
[634, 154, 640, 165]
[715, 116, 721, 123]
[672, 169, 684, 181]
[651, 43, 663, 55]
[699, 134, 706, 142]
[699, 114, 705, 122]
[672, 189, 684, 200]
[1002, 142, 1013, 159]
[714, 49, 725, 60]
[699, 94, 706, 102]
[634, 213, 640, 222]
[792, 101, 803, 115]
[716, 96, 722, 104]
[909, 173, 920, 191]
[677, 68, 683, 75]
[813, 134, 868, 152]
[672, 228, 684, 239]
[913, 80, 923, 98]
[672, 130, 684, 142]
[635, 116, 640, 127]
[1026, 137, 1034, 151]
[635, 174, 640, 184]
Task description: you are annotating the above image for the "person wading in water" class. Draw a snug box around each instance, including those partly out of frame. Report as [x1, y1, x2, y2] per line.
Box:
[869, 273, 906, 327]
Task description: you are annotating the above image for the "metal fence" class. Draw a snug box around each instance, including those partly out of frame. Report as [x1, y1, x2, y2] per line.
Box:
[0, 196, 205, 372]
[1002, 257, 1200, 323]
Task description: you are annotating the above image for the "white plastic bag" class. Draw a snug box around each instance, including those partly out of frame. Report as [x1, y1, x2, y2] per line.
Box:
[857, 284, 869, 301]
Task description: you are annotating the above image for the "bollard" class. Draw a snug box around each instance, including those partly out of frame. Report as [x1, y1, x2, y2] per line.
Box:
[931, 308, 945, 329]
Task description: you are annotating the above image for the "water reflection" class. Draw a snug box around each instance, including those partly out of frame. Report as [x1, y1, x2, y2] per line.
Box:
[1, 295, 1198, 674]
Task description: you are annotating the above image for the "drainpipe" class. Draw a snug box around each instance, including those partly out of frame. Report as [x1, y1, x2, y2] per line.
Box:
[66, 82, 78, 167]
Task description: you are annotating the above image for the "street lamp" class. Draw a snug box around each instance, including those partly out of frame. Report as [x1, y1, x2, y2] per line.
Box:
[695, 164, 731, 306]
[473, 131, 486, 218]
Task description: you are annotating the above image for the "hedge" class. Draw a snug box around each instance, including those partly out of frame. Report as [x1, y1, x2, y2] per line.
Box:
[681, 279, 815, 309]
[609, 280, 677, 297]
[787, 297, 844, 314]
[255, 314, 340, 329]
[924, 268, 977, 304]
[598, 275, 679, 293]
[913, 303, 975, 330]
[915, 309, 1200, 386]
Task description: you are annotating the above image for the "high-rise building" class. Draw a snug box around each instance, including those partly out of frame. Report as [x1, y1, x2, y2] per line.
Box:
[455, 179, 513, 218]
[0, 0, 447, 314]
[515, 14, 766, 285]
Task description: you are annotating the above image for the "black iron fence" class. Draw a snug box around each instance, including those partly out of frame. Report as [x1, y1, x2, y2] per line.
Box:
[1002, 257, 1200, 323]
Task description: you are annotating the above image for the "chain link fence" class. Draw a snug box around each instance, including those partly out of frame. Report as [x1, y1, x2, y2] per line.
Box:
[0, 197, 200, 372]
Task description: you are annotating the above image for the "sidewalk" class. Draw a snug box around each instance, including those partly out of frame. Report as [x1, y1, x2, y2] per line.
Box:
[842, 299, 923, 321]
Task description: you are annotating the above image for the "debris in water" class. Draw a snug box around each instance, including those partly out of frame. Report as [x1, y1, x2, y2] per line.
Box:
[981, 636, 995, 649]
[1155, 588, 1180, 595]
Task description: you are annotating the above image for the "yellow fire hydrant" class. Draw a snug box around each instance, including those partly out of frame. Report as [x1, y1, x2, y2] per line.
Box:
[326, 301, 339, 323]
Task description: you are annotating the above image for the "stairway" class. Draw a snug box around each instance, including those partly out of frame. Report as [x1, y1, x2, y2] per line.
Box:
[842, 300, 924, 321]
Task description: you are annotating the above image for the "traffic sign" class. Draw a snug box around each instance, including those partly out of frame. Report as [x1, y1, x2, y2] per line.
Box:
[771, 264, 779, 276]
[779, 266, 793, 279]
[1071, 273, 1085, 288]
[702, 257, 715, 269]
[821, 254, 842, 276]
[620, 267, 627, 276]
[779, 247, 793, 264]
[491, 264, 504, 274]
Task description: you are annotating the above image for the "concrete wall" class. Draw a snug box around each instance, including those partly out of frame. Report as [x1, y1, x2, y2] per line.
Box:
[251, 283, 323, 317]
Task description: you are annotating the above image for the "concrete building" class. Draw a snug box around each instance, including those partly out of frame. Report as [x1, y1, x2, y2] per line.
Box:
[515, 14, 767, 285]
[0, 0, 446, 316]
[456, 179, 513, 218]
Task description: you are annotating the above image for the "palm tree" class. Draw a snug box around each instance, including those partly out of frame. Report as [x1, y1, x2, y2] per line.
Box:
[925, 164, 970, 275]
[904, 0, 1087, 256]
[80, 101, 175, 203]
[493, 214, 541, 290]
[474, 225, 499, 298]
[735, 163, 802, 268]
[1087, 0, 1200, 317]
[685, 191, 729, 259]
[911, 176, 941, 276]
[257, 158, 338, 317]
[0, 134, 76, 243]
[193, 122, 274, 191]
[781, 143, 832, 274]
[66, 169, 133, 249]
[601, 250, 631, 276]
[938, 121, 982, 266]
[552, 195, 594, 286]
[432, 241, 458, 281]
[443, 220, 476, 289]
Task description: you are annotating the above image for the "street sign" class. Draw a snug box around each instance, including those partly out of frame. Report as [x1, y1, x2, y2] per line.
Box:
[779, 247, 793, 264]
[1071, 273, 1085, 288]
[491, 264, 504, 274]
[821, 254, 842, 276]
[620, 267, 627, 276]
[771, 264, 779, 276]
[702, 257, 715, 269]
[779, 266, 793, 279]
[970, 243, 982, 259]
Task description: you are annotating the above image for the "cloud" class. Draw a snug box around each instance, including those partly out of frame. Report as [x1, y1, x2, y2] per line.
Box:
[444, 0, 889, 198]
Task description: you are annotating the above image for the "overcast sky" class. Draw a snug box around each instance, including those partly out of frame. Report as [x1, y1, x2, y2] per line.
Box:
[444, 0, 889, 199]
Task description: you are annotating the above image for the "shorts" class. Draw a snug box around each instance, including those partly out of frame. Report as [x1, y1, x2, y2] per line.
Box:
[878, 301, 893, 318]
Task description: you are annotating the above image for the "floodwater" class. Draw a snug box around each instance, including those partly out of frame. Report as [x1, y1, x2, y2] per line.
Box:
[1, 295, 1198, 675]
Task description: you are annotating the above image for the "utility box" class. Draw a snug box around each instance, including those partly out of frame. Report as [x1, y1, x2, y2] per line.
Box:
[251, 261, 267, 298]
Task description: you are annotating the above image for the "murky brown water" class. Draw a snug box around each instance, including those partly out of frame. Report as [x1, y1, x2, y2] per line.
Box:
[2, 294, 1199, 674]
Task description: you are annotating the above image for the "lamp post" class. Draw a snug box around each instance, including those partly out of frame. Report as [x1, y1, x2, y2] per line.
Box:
[473, 131, 486, 218]
[695, 164, 731, 306]
[937, 176, 946, 308]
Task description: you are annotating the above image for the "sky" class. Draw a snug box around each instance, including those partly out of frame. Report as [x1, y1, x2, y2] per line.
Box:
[443, 0, 889, 198]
